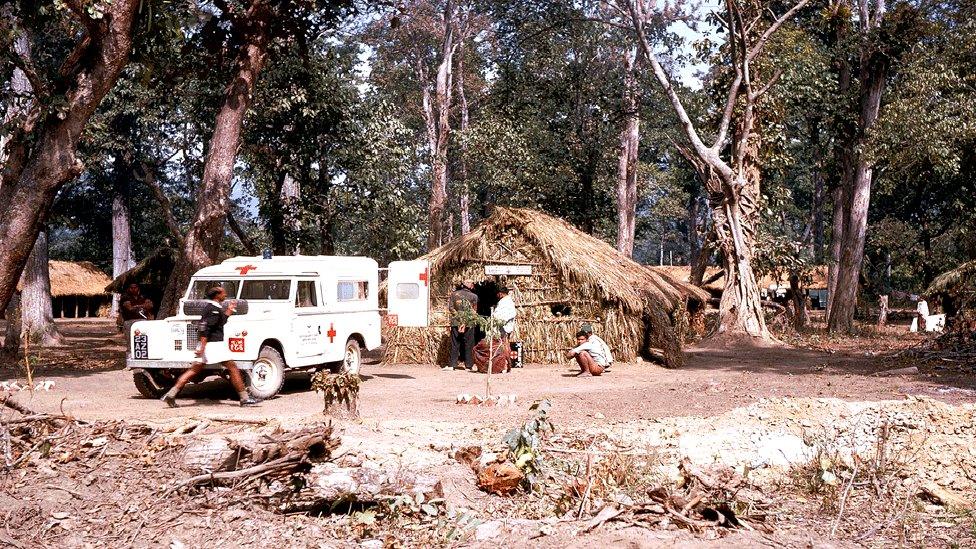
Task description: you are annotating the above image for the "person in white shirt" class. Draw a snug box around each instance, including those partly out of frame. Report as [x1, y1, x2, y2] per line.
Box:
[566, 330, 611, 376]
[579, 323, 613, 371]
[491, 286, 517, 340]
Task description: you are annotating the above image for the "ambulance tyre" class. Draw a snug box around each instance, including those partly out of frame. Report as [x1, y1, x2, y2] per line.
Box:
[247, 346, 285, 400]
[133, 371, 171, 399]
[340, 339, 362, 376]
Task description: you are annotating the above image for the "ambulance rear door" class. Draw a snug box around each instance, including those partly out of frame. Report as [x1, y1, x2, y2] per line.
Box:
[387, 260, 430, 327]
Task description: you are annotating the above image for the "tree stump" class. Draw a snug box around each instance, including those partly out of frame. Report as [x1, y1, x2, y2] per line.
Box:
[311, 371, 360, 419]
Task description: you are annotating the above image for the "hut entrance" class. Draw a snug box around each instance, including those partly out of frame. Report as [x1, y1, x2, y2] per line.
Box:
[473, 279, 501, 316]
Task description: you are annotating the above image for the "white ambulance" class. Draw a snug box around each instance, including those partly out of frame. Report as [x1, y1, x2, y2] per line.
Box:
[126, 255, 429, 400]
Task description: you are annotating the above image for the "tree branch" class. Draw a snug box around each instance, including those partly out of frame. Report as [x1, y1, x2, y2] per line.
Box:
[622, 0, 731, 182]
[227, 209, 258, 255]
[747, 0, 811, 62]
[134, 162, 184, 247]
[62, 0, 103, 39]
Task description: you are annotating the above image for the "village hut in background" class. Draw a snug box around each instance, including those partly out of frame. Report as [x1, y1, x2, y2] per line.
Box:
[651, 265, 830, 309]
[383, 207, 709, 368]
[105, 247, 177, 308]
[15, 261, 113, 318]
[927, 260, 976, 321]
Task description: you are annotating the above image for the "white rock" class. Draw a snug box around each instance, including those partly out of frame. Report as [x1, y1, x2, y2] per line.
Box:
[475, 520, 504, 541]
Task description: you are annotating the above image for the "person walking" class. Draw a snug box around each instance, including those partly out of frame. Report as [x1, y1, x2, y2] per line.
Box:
[447, 279, 479, 371]
[161, 286, 257, 407]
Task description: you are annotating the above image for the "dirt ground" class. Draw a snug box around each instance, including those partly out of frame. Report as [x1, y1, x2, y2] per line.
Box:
[2, 319, 975, 548]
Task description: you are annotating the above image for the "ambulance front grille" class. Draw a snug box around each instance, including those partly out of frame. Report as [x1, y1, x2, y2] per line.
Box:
[186, 323, 199, 350]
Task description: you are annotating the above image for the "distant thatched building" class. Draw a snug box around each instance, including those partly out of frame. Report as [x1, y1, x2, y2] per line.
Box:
[927, 260, 976, 317]
[651, 265, 831, 309]
[105, 247, 177, 308]
[384, 207, 708, 368]
[15, 261, 113, 318]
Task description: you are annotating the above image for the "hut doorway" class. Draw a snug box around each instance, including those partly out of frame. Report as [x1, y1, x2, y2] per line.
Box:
[473, 279, 501, 316]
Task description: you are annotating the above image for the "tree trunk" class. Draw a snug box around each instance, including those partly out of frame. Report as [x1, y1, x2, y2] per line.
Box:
[789, 273, 809, 330]
[828, 4, 888, 333]
[0, 0, 141, 314]
[424, 0, 456, 251]
[280, 173, 301, 255]
[20, 228, 63, 346]
[616, 48, 640, 257]
[111, 160, 135, 316]
[456, 52, 472, 235]
[159, 2, 272, 318]
[2, 294, 21, 356]
[877, 294, 888, 327]
[687, 192, 703, 269]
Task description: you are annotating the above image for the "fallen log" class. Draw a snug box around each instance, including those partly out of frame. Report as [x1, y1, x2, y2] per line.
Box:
[280, 462, 443, 512]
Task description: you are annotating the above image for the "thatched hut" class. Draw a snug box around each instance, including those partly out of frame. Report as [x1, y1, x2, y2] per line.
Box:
[105, 247, 177, 308]
[15, 261, 113, 318]
[927, 260, 976, 318]
[383, 207, 708, 368]
[651, 265, 831, 309]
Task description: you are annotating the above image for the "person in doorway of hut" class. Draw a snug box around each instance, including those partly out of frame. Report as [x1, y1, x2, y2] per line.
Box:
[566, 329, 612, 376]
[578, 322, 613, 371]
[446, 279, 479, 371]
[161, 286, 257, 408]
[492, 286, 517, 346]
[118, 283, 154, 332]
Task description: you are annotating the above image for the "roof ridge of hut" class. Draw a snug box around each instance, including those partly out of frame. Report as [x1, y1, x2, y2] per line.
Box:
[424, 207, 707, 314]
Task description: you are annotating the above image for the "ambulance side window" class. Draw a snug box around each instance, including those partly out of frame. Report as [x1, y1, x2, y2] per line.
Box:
[337, 281, 368, 302]
[295, 281, 317, 308]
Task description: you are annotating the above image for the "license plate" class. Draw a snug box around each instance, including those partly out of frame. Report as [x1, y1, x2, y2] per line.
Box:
[133, 334, 148, 359]
[228, 338, 245, 353]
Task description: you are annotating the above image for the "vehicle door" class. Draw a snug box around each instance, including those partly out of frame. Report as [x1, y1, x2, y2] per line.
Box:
[291, 278, 324, 358]
[387, 260, 431, 327]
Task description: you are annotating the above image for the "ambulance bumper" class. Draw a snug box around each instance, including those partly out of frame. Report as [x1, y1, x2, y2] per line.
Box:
[127, 360, 256, 371]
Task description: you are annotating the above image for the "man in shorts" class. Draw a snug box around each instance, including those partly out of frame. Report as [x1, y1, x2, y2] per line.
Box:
[161, 286, 257, 407]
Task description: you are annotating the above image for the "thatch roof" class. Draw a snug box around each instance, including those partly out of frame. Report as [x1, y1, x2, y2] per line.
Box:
[927, 260, 976, 300]
[106, 247, 177, 293]
[16, 261, 112, 297]
[651, 265, 829, 293]
[427, 207, 708, 314]
[386, 207, 710, 367]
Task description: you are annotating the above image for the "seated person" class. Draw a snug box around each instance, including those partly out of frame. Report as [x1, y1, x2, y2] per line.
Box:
[566, 330, 612, 376]
[578, 322, 613, 371]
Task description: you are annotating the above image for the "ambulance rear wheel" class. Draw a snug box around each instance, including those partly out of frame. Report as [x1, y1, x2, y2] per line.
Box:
[247, 346, 285, 400]
[340, 339, 361, 376]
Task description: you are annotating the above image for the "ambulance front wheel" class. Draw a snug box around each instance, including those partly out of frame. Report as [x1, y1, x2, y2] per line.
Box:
[340, 339, 361, 376]
[247, 346, 286, 400]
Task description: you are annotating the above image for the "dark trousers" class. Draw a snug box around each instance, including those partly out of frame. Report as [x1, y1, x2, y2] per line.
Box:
[449, 326, 476, 369]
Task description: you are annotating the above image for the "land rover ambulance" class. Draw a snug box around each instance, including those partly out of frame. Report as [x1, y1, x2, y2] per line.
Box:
[126, 255, 429, 400]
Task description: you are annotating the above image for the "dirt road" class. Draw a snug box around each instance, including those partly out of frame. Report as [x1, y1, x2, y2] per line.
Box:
[3, 320, 974, 428]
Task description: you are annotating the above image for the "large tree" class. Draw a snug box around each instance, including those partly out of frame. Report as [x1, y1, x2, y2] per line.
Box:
[159, 0, 354, 316]
[616, 0, 810, 339]
[0, 0, 142, 314]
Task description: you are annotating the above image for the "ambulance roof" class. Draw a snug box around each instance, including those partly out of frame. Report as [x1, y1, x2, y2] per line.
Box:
[191, 255, 378, 278]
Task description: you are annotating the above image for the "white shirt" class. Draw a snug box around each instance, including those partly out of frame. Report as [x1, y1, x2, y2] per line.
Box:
[492, 295, 517, 334]
[571, 334, 613, 366]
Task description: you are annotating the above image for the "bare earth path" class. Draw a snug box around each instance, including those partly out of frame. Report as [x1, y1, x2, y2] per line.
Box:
[3, 320, 974, 427]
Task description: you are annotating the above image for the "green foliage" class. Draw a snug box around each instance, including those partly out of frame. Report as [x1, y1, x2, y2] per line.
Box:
[502, 399, 554, 490]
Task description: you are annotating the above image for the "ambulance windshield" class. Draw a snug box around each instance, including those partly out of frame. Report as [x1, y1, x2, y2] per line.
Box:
[188, 279, 241, 300]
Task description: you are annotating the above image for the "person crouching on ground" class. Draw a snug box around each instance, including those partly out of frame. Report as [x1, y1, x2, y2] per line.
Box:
[566, 330, 611, 376]
[579, 322, 613, 372]
[161, 286, 257, 408]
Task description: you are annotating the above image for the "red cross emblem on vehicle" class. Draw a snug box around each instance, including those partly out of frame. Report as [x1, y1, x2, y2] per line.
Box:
[419, 267, 429, 286]
[235, 264, 257, 275]
[327, 323, 337, 343]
